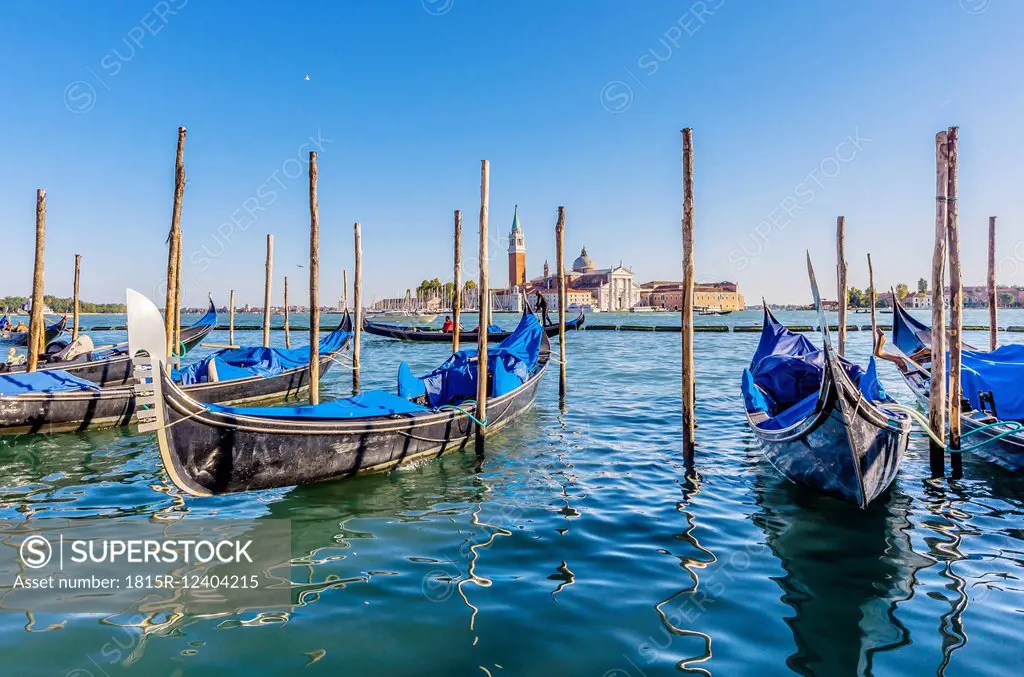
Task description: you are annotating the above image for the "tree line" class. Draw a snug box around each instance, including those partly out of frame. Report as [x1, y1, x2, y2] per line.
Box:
[0, 295, 126, 314]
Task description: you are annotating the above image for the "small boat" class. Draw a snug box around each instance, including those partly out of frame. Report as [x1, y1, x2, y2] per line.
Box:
[126, 289, 550, 495]
[740, 256, 911, 508]
[878, 296, 1024, 472]
[363, 310, 584, 342]
[0, 313, 352, 436]
[0, 315, 67, 346]
[0, 299, 217, 385]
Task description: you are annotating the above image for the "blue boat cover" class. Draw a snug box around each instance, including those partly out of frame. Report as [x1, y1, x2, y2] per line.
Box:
[173, 329, 350, 385]
[208, 390, 428, 419]
[742, 307, 881, 427]
[959, 345, 1024, 421]
[398, 312, 543, 407]
[0, 314, 8, 329]
[892, 300, 930, 355]
[0, 370, 98, 396]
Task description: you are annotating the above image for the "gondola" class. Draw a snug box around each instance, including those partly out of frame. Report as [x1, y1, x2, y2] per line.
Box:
[126, 289, 549, 496]
[363, 310, 584, 342]
[878, 295, 1024, 472]
[739, 256, 911, 508]
[0, 315, 67, 346]
[0, 298, 217, 386]
[0, 312, 352, 436]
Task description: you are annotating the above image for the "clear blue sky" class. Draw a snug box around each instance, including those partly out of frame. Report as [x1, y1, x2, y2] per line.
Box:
[1, 0, 1021, 306]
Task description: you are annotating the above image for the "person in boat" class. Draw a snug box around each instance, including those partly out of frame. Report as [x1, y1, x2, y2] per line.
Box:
[441, 315, 454, 332]
[534, 291, 551, 326]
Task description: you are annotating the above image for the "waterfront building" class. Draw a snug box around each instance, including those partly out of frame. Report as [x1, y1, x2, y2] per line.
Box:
[642, 281, 745, 311]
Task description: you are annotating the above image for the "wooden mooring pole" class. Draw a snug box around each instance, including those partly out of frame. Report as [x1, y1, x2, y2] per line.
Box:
[308, 151, 320, 405]
[681, 128, 696, 463]
[556, 206, 567, 399]
[165, 127, 186, 361]
[867, 253, 877, 340]
[283, 276, 291, 349]
[353, 222, 363, 393]
[453, 209, 462, 353]
[263, 234, 273, 348]
[946, 126, 963, 479]
[929, 130, 949, 478]
[72, 254, 81, 341]
[342, 269, 349, 312]
[27, 189, 46, 373]
[228, 289, 235, 346]
[476, 160, 490, 448]
[836, 215, 847, 357]
[988, 216, 998, 352]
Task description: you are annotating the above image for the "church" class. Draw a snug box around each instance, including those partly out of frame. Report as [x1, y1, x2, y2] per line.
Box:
[499, 207, 639, 311]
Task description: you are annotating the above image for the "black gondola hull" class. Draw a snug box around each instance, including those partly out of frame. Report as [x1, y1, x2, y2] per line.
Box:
[750, 389, 908, 508]
[156, 364, 544, 495]
[364, 312, 584, 342]
[0, 338, 348, 436]
[0, 320, 214, 386]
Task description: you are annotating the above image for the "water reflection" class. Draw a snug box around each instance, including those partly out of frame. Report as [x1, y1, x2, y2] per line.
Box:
[752, 472, 930, 677]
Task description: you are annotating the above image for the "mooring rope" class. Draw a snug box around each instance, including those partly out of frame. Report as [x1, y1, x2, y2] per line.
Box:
[439, 404, 488, 428]
[884, 403, 1023, 454]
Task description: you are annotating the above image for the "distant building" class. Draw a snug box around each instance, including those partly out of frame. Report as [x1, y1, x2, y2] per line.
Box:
[525, 247, 639, 311]
[903, 292, 931, 309]
[642, 281, 745, 311]
[507, 205, 526, 290]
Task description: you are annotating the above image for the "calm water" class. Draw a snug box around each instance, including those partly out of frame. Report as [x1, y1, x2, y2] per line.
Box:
[1, 309, 1022, 676]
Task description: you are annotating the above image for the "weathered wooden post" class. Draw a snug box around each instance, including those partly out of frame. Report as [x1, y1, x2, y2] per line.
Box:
[228, 289, 235, 346]
[27, 189, 46, 372]
[308, 151, 320, 405]
[556, 206, 567, 399]
[72, 254, 81, 341]
[988, 216, 998, 352]
[164, 127, 186, 360]
[453, 209, 463, 353]
[929, 130, 949, 478]
[476, 160, 490, 447]
[262, 234, 273, 348]
[836, 215, 847, 357]
[342, 269, 349, 312]
[681, 128, 696, 463]
[946, 126, 963, 479]
[353, 222, 363, 393]
[174, 229, 183, 351]
[867, 253, 877, 340]
[283, 275, 291, 349]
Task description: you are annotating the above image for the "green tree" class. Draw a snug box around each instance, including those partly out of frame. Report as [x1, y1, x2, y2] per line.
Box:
[847, 287, 864, 308]
[895, 283, 910, 300]
[999, 292, 1015, 308]
[917, 277, 928, 293]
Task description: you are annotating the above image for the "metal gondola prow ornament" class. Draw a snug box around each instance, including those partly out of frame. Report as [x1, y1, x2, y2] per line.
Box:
[126, 289, 168, 435]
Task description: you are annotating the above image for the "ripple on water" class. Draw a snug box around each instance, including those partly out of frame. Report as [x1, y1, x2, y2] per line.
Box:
[0, 319, 1021, 675]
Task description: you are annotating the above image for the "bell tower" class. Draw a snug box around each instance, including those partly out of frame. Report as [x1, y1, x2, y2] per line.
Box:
[508, 205, 526, 288]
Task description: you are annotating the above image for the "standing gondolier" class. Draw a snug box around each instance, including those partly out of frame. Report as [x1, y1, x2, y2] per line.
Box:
[534, 291, 551, 326]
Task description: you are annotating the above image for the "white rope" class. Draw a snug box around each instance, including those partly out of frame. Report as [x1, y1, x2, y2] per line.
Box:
[883, 403, 946, 447]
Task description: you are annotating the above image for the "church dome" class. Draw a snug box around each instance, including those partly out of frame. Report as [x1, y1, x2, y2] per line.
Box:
[572, 247, 595, 273]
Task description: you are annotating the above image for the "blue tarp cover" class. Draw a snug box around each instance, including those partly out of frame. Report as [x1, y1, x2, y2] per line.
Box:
[741, 308, 882, 427]
[192, 303, 217, 327]
[0, 370, 98, 396]
[959, 344, 1024, 421]
[208, 390, 428, 419]
[173, 329, 350, 385]
[399, 312, 543, 408]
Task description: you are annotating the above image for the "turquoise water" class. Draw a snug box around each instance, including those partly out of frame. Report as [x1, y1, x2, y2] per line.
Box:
[1, 309, 1022, 676]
